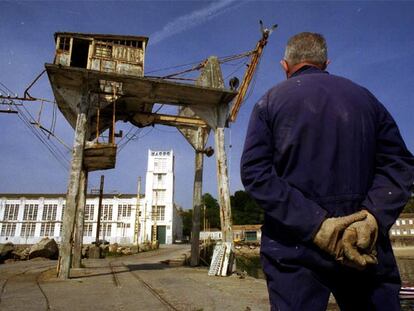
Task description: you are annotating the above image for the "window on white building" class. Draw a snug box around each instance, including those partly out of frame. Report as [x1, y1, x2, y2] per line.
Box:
[153, 190, 166, 204]
[102, 205, 113, 220]
[396, 230, 401, 235]
[152, 205, 165, 221]
[42, 204, 57, 220]
[4, 204, 19, 220]
[85, 204, 95, 220]
[23, 204, 38, 221]
[153, 173, 166, 189]
[402, 220, 406, 225]
[409, 220, 413, 225]
[1, 223, 16, 237]
[154, 158, 167, 172]
[99, 224, 112, 237]
[83, 223, 93, 237]
[40, 223, 55, 237]
[21, 223, 36, 237]
[391, 230, 396, 235]
[118, 204, 132, 218]
[61, 204, 65, 220]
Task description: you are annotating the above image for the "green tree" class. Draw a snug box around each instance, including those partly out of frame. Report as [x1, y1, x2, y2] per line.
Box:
[203, 193, 220, 229]
[180, 208, 193, 238]
[230, 190, 264, 225]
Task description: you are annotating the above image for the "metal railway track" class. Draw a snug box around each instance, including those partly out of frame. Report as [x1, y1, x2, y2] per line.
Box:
[126, 266, 179, 311]
[109, 261, 179, 311]
[36, 270, 52, 311]
[0, 263, 53, 310]
[108, 261, 121, 287]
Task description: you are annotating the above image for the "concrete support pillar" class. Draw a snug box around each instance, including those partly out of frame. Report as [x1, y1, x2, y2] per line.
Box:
[190, 128, 205, 266]
[72, 169, 88, 268]
[58, 95, 89, 279]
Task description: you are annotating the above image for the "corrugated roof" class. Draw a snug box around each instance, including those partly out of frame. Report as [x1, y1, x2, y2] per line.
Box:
[54, 32, 149, 44]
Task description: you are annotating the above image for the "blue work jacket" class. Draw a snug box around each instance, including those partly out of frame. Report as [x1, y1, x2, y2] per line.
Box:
[240, 66, 414, 278]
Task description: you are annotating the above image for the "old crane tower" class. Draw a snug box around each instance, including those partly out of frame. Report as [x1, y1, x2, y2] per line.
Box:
[44, 22, 275, 279]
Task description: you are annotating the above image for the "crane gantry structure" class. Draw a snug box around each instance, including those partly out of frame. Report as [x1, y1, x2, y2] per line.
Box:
[1, 22, 276, 279]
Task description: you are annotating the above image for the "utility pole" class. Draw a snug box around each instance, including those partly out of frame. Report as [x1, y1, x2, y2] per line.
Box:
[95, 175, 105, 245]
[152, 190, 158, 244]
[134, 176, 141, 250]
[143, 203, 147, 243]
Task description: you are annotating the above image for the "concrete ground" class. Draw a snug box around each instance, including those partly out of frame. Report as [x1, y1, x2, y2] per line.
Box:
[2, 245, 412, 311]
[0, 245, 270, 311]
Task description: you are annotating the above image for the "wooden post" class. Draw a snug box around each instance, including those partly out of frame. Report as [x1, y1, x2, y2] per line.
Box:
[72, 169, 88, 268]
[180, 56, 234, 262]
[58, 98, 89, 279]
[190, 129, 205, 266]
[95, 175, 104, 245]
[214, 127, 233, 243]
[200, 56, 233, 244]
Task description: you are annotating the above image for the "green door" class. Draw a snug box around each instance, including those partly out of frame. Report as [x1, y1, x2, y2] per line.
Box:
[245, 231, 257, 242]
[157, 226, 166, 244]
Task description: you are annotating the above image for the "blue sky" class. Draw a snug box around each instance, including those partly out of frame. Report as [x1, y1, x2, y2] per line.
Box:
[0, 1, 413, 209]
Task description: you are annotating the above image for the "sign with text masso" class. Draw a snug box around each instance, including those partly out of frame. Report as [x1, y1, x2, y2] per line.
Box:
[151, 151, 171, 156]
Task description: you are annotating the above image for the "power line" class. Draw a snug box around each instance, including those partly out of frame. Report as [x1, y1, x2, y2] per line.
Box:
[0, 82, 70, 171]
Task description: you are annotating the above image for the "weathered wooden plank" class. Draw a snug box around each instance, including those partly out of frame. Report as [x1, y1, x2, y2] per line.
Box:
[215, 128, 233, 243]
[83, 143, 117, 171]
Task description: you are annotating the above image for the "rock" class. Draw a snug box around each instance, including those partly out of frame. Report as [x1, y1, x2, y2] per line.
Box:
[29, 238, 59, 260]
[121, 247, 132, 255]
[82, 245, 89, 258]
[108, 243, 118, 253]
[139, 243, 151, 252]
[100, 244, 109, 256]
[88, 245, 102, 259]
[0, 242, 15, 263]
[12, 247, 30, 260]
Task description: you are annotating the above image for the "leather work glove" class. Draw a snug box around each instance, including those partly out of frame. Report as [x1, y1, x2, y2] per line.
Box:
[338, 210, 379, 270]
[313, 210, 367, 259]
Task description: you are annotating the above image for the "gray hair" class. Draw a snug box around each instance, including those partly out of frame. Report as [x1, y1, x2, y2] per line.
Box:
[284, 32, 328, 67]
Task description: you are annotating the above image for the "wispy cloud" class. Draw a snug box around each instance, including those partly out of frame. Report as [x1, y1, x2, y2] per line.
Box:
[150, 0, 240, 45]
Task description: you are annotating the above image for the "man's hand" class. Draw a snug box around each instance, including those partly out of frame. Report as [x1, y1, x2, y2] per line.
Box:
[313, 210, 367, 259]
[338, 210, 378, 270]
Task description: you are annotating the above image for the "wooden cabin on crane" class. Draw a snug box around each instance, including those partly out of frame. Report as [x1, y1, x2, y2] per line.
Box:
[51, 33, 149, 171]
[53, 32, 148, 77]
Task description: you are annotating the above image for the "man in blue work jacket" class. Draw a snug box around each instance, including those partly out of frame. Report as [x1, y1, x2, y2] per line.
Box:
[241, 32, 414, 310]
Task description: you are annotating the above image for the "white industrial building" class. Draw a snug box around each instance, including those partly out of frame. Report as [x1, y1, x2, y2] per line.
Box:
[0, 149, 182, 245]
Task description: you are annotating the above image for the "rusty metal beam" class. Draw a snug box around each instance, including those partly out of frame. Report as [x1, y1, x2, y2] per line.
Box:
[132, 112, 208, 128]
[228, 32, 271, 123]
